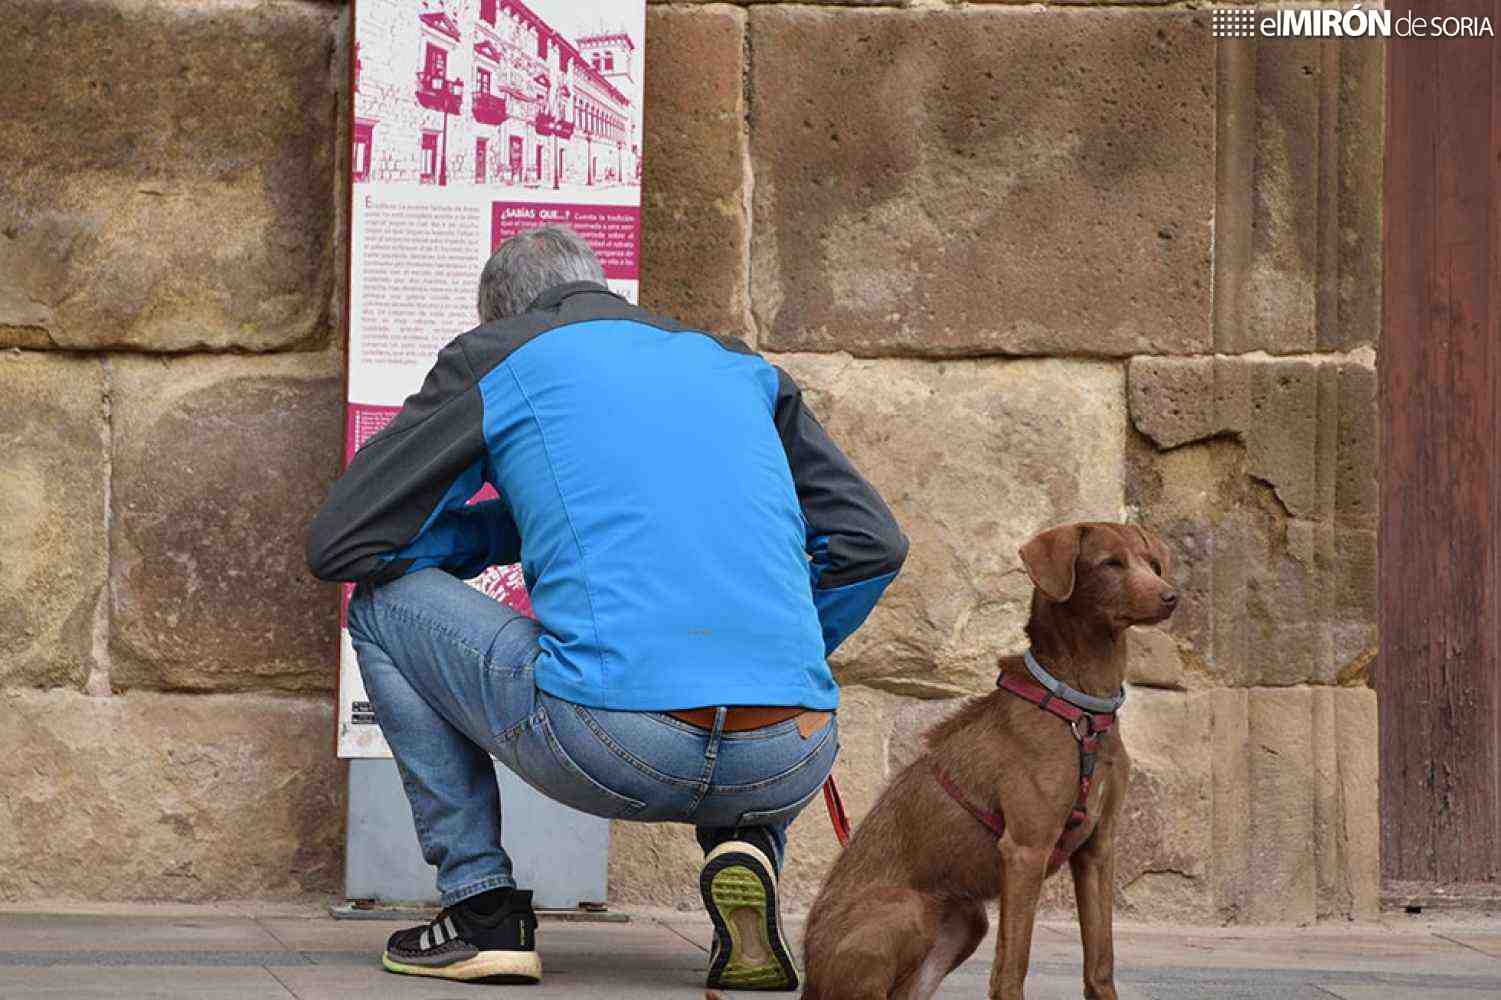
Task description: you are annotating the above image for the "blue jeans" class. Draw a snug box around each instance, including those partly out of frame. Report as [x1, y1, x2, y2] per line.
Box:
[346, 568, 839, 907]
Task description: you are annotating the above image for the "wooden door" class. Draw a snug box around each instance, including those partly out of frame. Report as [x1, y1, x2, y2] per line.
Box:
[1381, 0, 1501, 891]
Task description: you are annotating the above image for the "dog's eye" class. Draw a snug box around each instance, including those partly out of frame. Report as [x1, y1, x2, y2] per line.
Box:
[1103, 558, 1124, 570]
[1150, 559, 1163, 575]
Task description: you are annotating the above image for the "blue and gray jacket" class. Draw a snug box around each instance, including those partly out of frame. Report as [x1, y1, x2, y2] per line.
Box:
[306, 282, 908, 712]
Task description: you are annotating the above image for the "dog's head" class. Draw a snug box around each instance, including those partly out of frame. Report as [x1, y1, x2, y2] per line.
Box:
[1018, 522, 1177, 631]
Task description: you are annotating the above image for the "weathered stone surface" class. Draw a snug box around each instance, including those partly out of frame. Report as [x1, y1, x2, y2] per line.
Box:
[1314, 686, 1380, 920]
[1126, 625, 1184, 690]
[773, 353, 1125, 696]
[1129, 352, 1377, 523]
[1209, 687, 1251, 922]
[0, 689, 343, 901]
[0, 352, 107, 690]
[750, 9, 1213, 357]
[1246, 687, 1316, 924]
[639, 5, 751, 342]
[1127, 352, 1378, 686]
[1113, 689, 1214, 921]
[0, 0, 338, 351]
[109, 352, 344, 692]
[887, 695, 968, 776]
[1215, 37, 1384, 353]
[1228, 685, 1377, 925]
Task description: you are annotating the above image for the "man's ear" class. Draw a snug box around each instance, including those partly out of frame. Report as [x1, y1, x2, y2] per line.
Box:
[1018, 524, 1084, 603]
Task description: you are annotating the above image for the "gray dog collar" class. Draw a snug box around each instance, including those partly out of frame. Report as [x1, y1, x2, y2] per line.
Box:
[1022, 648, 1126, 714]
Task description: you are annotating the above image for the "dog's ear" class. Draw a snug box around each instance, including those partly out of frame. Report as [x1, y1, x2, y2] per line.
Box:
[1019, 524, 1083, 603]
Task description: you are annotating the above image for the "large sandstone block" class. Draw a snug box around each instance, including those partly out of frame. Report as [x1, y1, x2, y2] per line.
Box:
[1246, 687, 1316, 924]
[1209, 687, 1251, 922]
[0, 689, 343, 901]
[0, 0, 339, 351]
[639, 5, 751, 341]
[772, 353, 1125, 696]
[1313, 685, 1380, 919]
[1127, 353, 1378, 686]
[1215, 36, 1384, 353]
[749, 9, 1214, 357]
[1125, 625, 1184, 690]
[1129, 352, 1377, 524]
[1228, 686, 1377, 924]
[109, 352, 344, 692]
[0, 352, 107, 689]
[1113, 689, 1214, 921]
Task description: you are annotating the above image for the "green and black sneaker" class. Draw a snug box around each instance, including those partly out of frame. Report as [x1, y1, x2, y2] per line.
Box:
[700, 837, 799, 991]
[381, 888, 541, 984]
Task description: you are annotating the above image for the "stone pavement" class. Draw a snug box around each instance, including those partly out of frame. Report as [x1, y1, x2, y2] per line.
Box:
[0, 903, 1498, 999]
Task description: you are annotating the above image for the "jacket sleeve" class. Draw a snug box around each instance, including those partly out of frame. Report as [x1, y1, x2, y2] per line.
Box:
[773, 366, 909, 655]
[305, 337, 521, 584]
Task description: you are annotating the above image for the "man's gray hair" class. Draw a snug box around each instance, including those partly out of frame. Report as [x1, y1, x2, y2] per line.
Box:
[476, 225, 606, 323]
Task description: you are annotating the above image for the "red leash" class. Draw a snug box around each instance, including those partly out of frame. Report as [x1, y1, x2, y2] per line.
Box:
[823, 774, 851, 847]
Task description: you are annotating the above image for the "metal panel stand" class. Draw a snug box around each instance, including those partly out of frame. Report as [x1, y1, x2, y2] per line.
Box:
[343, 758, 610, 909]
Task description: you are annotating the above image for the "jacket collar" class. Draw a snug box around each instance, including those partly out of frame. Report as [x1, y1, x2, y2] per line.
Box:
[526, 280, 620, 312]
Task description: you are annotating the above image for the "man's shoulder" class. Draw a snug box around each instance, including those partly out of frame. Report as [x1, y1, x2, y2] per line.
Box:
[448, 311, 561, 379]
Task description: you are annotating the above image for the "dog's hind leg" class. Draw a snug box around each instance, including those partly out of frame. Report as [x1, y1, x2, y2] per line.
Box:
[805, 889, 937, 1000]
[895, 900, 987, 1000]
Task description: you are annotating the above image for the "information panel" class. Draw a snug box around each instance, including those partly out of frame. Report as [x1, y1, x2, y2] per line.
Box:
[339, 0, 647, 757]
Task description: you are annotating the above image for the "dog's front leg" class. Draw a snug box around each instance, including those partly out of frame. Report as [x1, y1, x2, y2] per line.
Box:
[988, 835, 1049, 1000]
[1069, 823, 1118, 1000]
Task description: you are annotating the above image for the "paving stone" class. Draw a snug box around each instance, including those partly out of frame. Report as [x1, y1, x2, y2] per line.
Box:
[0, 0, 339, 351]
[0, 352, 107, 690]
[108, 352, 344, 692]
[749, 8, 1214, 357]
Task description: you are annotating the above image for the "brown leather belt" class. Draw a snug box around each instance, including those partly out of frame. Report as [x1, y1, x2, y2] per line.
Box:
[667, 706, 829, 736]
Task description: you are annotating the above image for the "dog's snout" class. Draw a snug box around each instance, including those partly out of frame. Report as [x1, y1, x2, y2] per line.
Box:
[1161, 591, 1178, 608]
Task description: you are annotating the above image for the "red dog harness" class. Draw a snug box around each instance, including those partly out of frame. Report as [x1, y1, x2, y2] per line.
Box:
[822, 654, 1121, 864]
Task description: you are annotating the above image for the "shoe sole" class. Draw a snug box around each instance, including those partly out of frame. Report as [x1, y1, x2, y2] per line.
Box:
[700, 840, 799, 991]
[382, 948, 542, 984]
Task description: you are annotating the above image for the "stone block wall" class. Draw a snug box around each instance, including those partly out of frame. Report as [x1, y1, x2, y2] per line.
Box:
[1, 0, 1381, 922]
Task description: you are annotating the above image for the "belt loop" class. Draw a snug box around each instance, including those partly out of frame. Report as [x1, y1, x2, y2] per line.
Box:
[705, 706, 728, 762]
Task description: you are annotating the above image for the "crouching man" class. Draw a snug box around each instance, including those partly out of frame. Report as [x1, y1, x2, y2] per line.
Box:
[305, 226, 907, 990]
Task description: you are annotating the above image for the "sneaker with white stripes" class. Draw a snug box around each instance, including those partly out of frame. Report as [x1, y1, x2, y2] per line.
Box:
[381, 889, 541, 984]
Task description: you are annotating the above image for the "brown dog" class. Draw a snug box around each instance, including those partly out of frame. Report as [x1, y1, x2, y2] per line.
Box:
[798, 522, 1177, 1000]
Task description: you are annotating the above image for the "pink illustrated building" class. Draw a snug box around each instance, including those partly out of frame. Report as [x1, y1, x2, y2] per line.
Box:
[352, 0, 641, 190]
